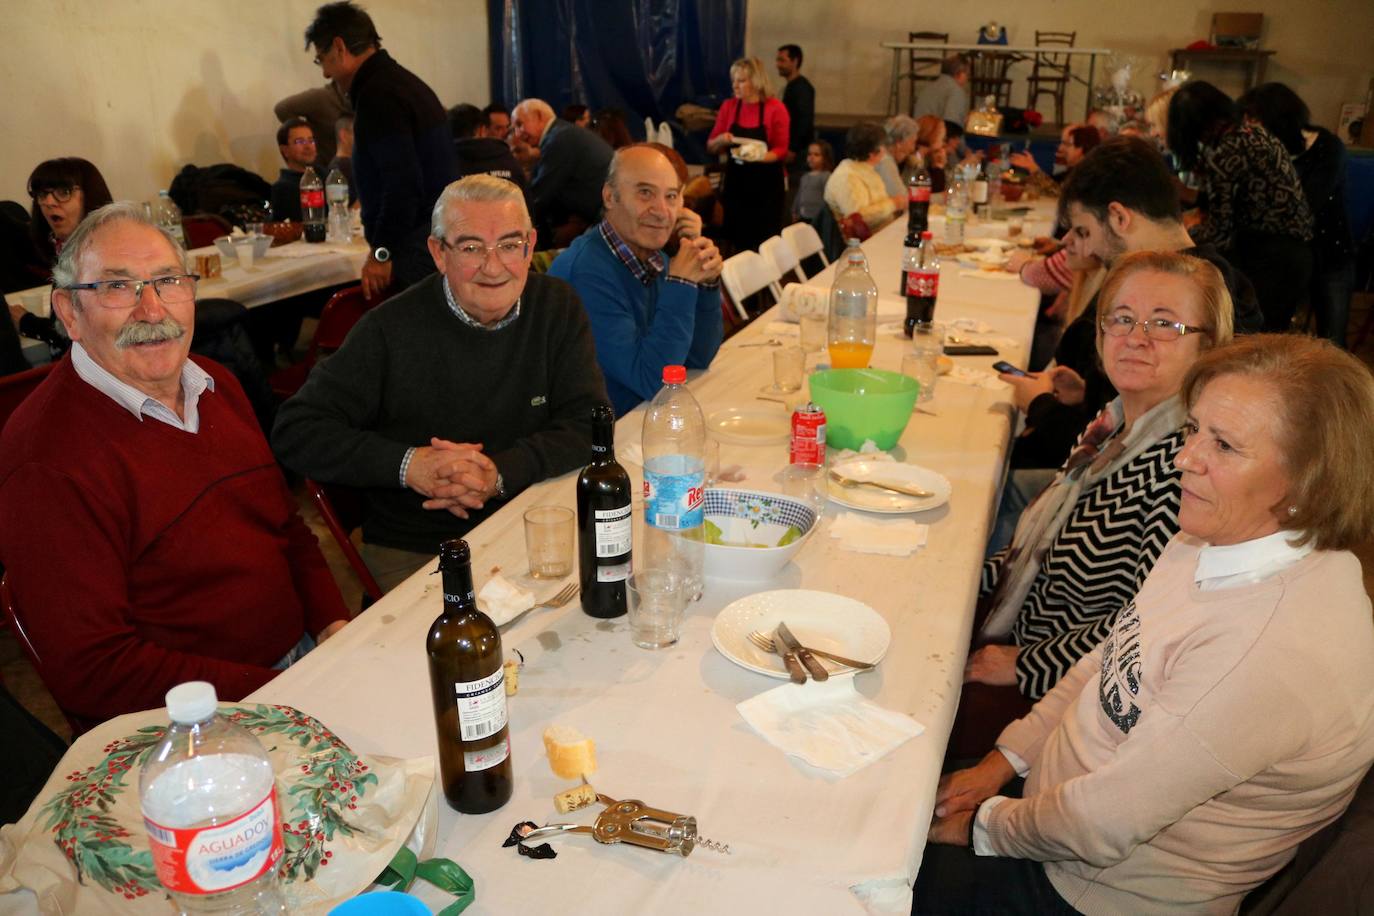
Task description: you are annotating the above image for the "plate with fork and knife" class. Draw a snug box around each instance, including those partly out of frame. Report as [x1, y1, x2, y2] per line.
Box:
[710, 589, 890, 680]
[826, 459, 951, 514]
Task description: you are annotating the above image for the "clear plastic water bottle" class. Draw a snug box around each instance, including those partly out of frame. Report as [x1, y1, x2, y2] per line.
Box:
[986, 144, 1005, 204]
[298, 167, 326, 243]
[325, 168, 351, 243]
[641, 366, 706, 601]
[945, 176, 969, 245]
[155, 191, 187, 248]
[827, 240, 878, 369]
[139, 682, 286, 915]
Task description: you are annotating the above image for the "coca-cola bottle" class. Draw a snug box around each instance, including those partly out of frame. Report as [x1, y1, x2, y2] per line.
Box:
[299, 167, 326, 243]
[907, 154, 931, 237]
[905, 230, 941, 336]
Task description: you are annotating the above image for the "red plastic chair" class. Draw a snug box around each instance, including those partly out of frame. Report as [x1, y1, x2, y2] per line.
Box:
[181, 213, 234, 249]
[269, 285, 375, 399]
[1, 573, 81, 735]
[0, 363, 54, 434]
[306, 479, 383, 606]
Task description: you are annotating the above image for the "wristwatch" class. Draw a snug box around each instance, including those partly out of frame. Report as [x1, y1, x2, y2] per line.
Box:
[493, 473, 506, 500]
[371, 246, 391, 263]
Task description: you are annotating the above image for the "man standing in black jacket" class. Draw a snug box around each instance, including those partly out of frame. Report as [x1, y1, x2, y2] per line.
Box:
[776, 44, 815, 185]
[304, 2, 456, 298]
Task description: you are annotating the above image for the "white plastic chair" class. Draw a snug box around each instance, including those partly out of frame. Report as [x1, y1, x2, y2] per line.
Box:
[760, 235, 805, 285]
[782, 222, 831, 278]
[720, 250, 782, 321]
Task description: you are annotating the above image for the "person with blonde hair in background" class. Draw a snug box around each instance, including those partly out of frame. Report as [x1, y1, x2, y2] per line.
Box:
[707, 56, 790, 252]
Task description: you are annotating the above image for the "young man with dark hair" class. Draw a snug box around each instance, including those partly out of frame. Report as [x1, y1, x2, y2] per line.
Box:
[775, 44, 814, 182]
[270, 117, 317, 221]
[483, 103, 512, 141]
[304, 1, 455, 298]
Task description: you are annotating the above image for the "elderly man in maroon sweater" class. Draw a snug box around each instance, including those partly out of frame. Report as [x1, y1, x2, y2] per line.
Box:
[0, 203, 349, 732]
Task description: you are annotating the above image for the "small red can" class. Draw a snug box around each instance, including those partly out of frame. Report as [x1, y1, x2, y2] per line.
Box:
[790, 402, 827, 465]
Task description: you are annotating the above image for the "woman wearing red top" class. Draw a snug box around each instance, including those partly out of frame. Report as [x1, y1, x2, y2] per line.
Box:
[707, 56, 790, 254]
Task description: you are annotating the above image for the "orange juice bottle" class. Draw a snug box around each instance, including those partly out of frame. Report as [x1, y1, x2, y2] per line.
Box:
[827, 240, 877, 370]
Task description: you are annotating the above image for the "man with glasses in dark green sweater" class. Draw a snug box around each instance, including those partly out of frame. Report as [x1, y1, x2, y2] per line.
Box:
[273, 175, 608, 591]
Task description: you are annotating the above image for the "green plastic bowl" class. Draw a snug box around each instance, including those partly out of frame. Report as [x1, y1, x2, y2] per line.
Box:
[808, 368, 919, 450]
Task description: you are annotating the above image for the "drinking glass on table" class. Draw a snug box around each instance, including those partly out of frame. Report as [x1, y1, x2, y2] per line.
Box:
[627, 567, 687, 649]
[233, 237, 257, 271]
[799, 312, 826, 353]
[772, 346, 805, 392]
[902, 322, 946, 406]
[523, 506, 574, 579]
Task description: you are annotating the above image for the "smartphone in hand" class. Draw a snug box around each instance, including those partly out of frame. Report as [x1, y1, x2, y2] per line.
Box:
[992, 360, 1028, 377]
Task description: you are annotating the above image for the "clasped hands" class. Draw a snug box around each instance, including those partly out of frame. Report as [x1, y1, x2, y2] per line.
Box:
[405, 437, 499, 519]
[667, 209, 723, 284]
[929, 750, 1017, 846]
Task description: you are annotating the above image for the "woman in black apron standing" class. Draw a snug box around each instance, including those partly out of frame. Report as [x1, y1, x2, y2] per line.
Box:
[707, 57, 790, 256]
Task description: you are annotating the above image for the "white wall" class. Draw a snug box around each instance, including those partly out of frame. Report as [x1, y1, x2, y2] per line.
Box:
[0, 0, 489, 207]
[746, 1, 1374, 132]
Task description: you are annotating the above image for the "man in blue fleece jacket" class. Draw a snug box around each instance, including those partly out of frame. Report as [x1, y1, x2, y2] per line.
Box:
[549, 145, 724, 415]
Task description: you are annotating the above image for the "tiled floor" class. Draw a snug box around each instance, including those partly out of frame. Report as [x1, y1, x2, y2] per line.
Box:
[7, 296, 1374, 751]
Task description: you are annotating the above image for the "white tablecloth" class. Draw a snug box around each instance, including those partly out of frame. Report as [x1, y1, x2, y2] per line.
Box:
[248, 207, 1053, 913]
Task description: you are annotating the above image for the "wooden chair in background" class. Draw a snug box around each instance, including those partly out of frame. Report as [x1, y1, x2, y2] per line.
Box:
[969, 50, 1016, 111]
[1026, 30, 1077, 127]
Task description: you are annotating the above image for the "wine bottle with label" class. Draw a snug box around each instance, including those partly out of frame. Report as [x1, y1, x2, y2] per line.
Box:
[577, 404, 632, 618]
[426, 539, 513, 813]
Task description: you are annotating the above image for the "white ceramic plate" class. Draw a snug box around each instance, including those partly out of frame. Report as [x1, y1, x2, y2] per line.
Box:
[711, 589, 890, 678]
[826, 459, 952, 514]
[707, 406, 790, 445]
[964, 237, 1014, 250]
[956, 250, 1010, 269]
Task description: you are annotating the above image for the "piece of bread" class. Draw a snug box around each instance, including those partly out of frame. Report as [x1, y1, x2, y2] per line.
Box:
[543, 725, 597, 779]
[553, 783, 598, 814]
[503, 659, 519, 696]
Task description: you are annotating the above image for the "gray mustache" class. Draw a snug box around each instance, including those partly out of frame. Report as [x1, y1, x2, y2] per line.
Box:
[115, 317, 186, 349]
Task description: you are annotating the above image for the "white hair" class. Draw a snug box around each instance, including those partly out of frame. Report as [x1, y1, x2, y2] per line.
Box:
[514, 98, 554, 122]
[429, 175, 532, 240]
[52, 201, 189, 291]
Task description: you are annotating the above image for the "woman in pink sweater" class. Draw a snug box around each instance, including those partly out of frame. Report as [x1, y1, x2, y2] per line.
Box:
[917, 334, 1374, 915]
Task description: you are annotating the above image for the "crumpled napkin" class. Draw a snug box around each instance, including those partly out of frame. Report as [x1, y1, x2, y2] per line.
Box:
[829, 511, 928, 556]
[831, 444, 894, 464]
[945, 366, 1011, 390]
[737, 678, 924, 778]
[946, 317, 993, 334]
[478, 574, 535, 626]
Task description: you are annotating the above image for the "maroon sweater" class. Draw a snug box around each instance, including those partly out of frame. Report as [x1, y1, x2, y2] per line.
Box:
[0, 356, 349, 728]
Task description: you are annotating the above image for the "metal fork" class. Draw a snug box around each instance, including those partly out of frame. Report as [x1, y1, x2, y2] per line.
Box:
[747, 630, 876, 670]
[500, 582, 579, 629]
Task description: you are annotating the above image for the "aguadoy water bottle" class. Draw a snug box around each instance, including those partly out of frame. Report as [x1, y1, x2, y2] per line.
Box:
[827, 239, 878, 369]
[944, 174, 969, 245]
[155, 190, 187, 248]
[299, 167, 326, 243]
[140, 682, 286, 914]
[325, 167, 351, 243]
[642, 365, 706, 601]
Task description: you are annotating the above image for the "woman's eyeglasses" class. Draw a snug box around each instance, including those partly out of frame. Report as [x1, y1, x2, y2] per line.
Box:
[31, 185, 79, 204]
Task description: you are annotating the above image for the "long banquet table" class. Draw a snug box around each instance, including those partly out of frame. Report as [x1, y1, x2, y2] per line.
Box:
[249, 205, 1054, 913]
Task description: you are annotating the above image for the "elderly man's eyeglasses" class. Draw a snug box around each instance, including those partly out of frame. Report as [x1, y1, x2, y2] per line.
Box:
[65, 275, 200, 309]
[1100, 314, 1208, 341]
[440, 236, 530, 268]
[31, 185, 78, 204]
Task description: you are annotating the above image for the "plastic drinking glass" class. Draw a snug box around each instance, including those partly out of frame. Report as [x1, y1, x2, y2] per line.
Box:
[627, 567, 687, 649]
[772, 346, 805, 392]
[904, 322, 946, 405]
[523, 506, 574, 579]
[799, 313, 826, 353]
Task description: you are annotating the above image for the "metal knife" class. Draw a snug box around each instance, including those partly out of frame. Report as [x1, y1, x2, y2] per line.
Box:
[775, 643, 807, 684]
[776, 622, 829, 682]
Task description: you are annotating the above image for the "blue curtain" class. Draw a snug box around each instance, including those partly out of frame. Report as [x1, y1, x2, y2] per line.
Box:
[488, 0, 745, 139]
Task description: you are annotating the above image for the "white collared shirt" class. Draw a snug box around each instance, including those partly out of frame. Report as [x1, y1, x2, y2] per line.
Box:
[70, 342, 214, 433]
[973, 528, 1315, 854]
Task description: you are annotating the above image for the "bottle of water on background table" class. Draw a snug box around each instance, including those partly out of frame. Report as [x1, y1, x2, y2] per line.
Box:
[139, 681, 286, 914]
[325, 167, 351, 243]
[945, 176, 969, 245]
[155, 190, 187, 248]
[642, 366, 705, 601]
